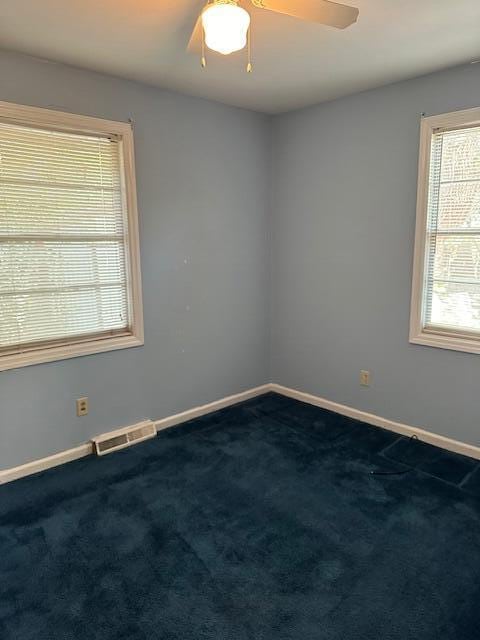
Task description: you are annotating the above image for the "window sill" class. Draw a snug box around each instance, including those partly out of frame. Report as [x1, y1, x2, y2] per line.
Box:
[0, 333, 144, 372]
[409, 329, 480, 355]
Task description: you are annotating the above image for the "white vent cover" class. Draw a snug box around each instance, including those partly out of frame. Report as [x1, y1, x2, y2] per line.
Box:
[92, 420, 156, 456]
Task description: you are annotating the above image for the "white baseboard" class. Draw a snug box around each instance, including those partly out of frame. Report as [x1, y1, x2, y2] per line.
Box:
[0, 384, 271, 485]
[270, 383, 480, 461]
[2, 381, 479, 486]
[154, 384, 271, 432]
[0, 442, 93, 485]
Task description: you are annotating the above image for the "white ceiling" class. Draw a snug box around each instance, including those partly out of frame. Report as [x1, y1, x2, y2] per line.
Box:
[0, 0, 479, 113]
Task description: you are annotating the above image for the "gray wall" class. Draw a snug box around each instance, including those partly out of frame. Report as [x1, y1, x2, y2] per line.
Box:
[0, 51, 270, 469]
[3, 49, 480, 470]
[271, 62, 480, 447]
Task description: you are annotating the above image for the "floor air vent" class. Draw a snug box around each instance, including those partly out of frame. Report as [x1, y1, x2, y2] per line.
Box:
[92, 420, 156, 456]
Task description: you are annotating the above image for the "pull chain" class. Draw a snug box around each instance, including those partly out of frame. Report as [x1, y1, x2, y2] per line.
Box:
[246, 24, 253, 73]
[201, 27, 206, 68]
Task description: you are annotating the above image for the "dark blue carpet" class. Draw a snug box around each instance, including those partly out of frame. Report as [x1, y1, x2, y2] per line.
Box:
[1, 392, 480, 639]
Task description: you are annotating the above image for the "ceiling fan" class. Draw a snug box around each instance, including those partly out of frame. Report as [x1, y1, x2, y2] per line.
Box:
[187, 0, 359, 72]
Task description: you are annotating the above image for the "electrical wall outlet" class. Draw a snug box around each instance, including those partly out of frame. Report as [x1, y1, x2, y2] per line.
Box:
[360, 370, 371, 387]
[76, 397, 89, 416]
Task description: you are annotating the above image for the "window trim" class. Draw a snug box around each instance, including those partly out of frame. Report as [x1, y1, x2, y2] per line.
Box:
[0, 100, 144, 371]
[410, 106, 480, 355]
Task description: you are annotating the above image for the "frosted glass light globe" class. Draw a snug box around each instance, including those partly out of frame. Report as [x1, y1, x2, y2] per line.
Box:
[202, 3, 250, 55]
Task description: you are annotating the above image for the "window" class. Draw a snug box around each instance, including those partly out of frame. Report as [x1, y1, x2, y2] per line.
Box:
[410, 107, 480, 354]
[0, 101, 143, 371]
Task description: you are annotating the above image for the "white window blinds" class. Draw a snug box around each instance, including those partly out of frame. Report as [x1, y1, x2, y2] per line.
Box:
[424, 124, 480, 335]
[0, 121, 131, 353]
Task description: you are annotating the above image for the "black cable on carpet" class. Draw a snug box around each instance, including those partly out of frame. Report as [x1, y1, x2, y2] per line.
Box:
[370, 435, 419, 476]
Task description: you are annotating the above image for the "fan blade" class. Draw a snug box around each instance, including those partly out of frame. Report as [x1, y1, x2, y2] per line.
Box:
[252, 0, 358, 29]
[187, 15, 203, 53]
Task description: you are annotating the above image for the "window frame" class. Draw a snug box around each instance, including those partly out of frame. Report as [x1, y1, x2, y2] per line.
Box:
[0, 100, 144, 371]
[410, 106, 480, 355]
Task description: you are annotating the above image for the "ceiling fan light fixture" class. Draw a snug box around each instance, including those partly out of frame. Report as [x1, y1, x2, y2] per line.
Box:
[201, 1, 251, 55]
